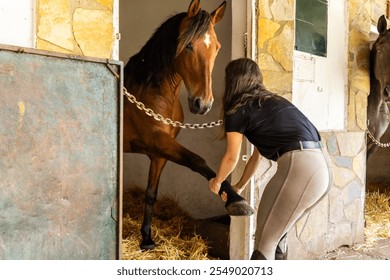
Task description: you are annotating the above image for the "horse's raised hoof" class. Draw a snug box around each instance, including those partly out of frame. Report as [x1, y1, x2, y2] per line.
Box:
[225, 199, 254, 216]
[140, 240, 156, 251]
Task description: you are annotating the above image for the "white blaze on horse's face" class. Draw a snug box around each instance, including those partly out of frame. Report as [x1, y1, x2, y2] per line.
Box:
[204, 32, 211, 48]
[175, 26, 221, 115]
[175, 0, 226, 115]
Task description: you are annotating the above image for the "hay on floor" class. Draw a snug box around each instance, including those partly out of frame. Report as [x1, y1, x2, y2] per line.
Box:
[121, 184, 390, 259]
[121, 187, 216, 260]
[364, 189, 390, 241]
[352, 186, 390, 251]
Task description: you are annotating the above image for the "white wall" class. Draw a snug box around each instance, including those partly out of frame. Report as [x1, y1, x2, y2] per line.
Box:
[292, 0, 347, 131]
[0, 0, 35, 48]
[119, 0, 233, 219]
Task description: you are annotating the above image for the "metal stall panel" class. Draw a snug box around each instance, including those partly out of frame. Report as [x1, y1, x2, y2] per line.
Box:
[0, 45, 123, 260]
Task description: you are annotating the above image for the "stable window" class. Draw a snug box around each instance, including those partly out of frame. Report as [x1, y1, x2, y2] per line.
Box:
[295, 0, 328, 57]
[292, 0, 346, 131]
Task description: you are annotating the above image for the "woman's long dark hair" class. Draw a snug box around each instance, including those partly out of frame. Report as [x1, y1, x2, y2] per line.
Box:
[220, 58, 275, 137]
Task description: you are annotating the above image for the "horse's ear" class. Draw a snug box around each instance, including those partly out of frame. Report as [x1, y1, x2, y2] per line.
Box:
[378, 15, 388, 35]
[188, 0, 201, 18]
[211, 1, 227, 25]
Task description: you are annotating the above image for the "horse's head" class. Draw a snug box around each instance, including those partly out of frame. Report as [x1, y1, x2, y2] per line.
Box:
[174, 0, 226, 115]
[372, 15, 390, 102]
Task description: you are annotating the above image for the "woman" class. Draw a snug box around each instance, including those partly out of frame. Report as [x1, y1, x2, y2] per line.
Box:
[209, 58, 333, 260]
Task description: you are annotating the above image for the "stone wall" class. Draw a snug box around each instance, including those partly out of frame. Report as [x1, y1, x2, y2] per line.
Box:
[36, 0, 115, 59]
[348, 0, 371, 132]
[371, 0, 388, 22]
[252, 0, 371, 259]
[257, 0, 294, 100]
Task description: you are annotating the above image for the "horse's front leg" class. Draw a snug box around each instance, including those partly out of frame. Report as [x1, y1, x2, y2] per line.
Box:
[152, 131, 254, 216]
[141, 157, 167, 250]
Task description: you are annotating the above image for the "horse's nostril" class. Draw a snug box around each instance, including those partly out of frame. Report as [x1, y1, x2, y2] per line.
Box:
[193, 98, 201, 110]
[385, 85, 390, 96]
[189, 98, 212, 114]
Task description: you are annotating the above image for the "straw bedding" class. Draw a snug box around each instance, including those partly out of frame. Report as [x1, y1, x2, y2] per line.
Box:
[121, 187, 215, 260]
[363, 186, 390, 243]
[121, 185, 390, 260]
[348, 184, 390, 254]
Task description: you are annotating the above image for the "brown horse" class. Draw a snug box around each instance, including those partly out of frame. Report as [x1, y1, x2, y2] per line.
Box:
[367, 15, 390, 160]
[123, 0, 254, 250]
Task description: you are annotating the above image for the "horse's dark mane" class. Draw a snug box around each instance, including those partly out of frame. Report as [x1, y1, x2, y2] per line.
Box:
[124, 10, 212, 88]
[370, 42, 377, 78]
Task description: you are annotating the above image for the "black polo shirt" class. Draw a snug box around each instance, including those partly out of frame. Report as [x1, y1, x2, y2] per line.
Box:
[225, 96, 320, 161]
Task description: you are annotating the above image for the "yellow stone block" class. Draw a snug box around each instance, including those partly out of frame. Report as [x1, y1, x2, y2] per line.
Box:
[73, 8, 114, 58]
[258, 53, 280, 72]
[348, 0, 360, 17]
[270, 0, 294, 21]
[37, 0, 74, 51]
[355, 90, 368, 130]
[356, 47, 370, 71]
[258, 0, 272, 19]
[258, 18, 280, 49]
[95, 0, 113, 10]
[348, 90, 357, 130]
[262, 70, 292, 96]
[350, 74, 370, 94]
[36, 38, 74, 55]
[348, 0, 370, 34]
[267, 22, 293, 72]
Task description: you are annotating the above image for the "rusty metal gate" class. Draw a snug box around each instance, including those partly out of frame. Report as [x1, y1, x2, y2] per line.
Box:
[0, 45, 123, 260]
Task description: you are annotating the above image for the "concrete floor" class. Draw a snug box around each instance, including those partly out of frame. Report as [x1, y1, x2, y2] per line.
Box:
[322, 238, 390, 260]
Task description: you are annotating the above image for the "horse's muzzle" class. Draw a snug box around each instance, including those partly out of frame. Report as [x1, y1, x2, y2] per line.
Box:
[189, 97, 213, 115]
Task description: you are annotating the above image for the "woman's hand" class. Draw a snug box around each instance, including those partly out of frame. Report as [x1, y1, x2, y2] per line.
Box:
[232, 184, 244, 195]
[209, 178, 229, 201]
[209, 178, 221, 195]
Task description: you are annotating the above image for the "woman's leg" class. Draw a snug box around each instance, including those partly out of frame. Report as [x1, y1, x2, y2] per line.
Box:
[252, 149, 332, 260]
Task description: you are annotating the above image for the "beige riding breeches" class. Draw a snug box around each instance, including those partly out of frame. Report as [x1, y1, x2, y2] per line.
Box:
[253, 148, 333, 260]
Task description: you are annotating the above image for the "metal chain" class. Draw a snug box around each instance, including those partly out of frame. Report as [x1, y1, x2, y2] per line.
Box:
[122, 87, 223, 129]
[104, 63, 222, 129]
[366, 129, 390, 148]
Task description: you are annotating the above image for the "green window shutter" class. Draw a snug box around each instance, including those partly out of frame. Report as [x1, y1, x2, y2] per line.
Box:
[295, 0, 328, 57]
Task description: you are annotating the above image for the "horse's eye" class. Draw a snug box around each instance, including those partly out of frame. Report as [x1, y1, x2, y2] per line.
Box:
[186, 42, 193, 51]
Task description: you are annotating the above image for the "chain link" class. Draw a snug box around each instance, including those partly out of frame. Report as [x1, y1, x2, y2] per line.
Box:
[366, 129, 390, 148]
[123, 87, 223, 129]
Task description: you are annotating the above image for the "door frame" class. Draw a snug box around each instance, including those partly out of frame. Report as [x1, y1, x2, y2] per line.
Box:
[229, 0, 258, 260]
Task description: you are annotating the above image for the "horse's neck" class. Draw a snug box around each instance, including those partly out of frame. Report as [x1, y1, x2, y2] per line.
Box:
[133, 73, 183, 115]
[370, 76, 381, 101]
[158, 73, 183, 103]
[369, 49, 382, 100]
[368, 65, 384, 123]
[145, 74, 184, 123]
[127, 70, 182, 97]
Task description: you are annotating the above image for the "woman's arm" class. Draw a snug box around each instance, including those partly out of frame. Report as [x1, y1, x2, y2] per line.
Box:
[209, 132, 243, 195]
[233, 147, 261, 194]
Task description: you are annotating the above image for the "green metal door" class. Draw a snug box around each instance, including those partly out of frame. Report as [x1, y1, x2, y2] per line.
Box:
[0, 45, 123, 260]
